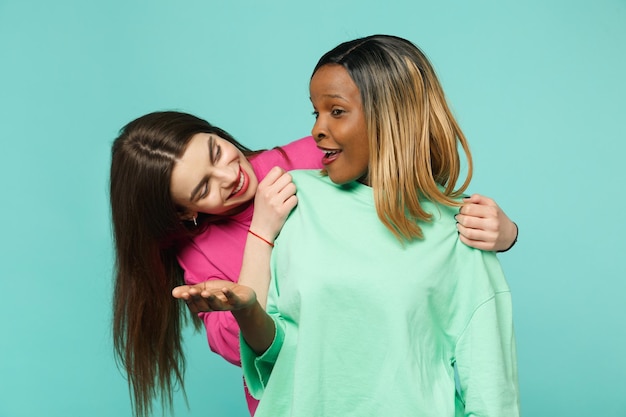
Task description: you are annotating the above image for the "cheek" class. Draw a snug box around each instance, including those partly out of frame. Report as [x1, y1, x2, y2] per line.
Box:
[227, 147, 242, 161]
[353, 146, 370, 177]
[354, 133, 370, 164]
[200, 199, 226, 214]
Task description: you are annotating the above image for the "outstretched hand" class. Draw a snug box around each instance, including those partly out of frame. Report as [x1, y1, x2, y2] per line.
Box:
[172, 280, 257, 313]
[456, 194, 518, 252]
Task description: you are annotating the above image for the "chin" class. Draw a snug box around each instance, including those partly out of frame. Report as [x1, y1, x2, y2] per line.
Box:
[328, 171, 360, 185]
[328, 176, 350, 185]
[246, 184, 258, 199]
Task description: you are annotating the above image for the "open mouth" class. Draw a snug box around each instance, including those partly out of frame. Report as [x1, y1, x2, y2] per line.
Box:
[229, 168, 248, 198]
[321, 149, 341, 165]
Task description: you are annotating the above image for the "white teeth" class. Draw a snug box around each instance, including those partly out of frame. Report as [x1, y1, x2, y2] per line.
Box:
[325, 150, 339, 157]
[231, 171, 244, 196]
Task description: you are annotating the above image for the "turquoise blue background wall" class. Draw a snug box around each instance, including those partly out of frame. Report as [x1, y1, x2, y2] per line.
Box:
[1, 0, 624, 416]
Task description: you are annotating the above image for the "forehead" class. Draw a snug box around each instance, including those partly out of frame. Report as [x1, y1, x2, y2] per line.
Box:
[180, 132, 210, 160]
[170, 133, 213, 200]
[310, 65, 361, 101]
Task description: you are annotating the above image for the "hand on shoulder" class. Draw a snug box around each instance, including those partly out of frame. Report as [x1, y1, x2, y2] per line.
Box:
[456, 194, 518, 252]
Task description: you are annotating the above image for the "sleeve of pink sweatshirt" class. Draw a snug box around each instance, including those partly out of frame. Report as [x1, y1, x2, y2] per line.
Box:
[176, 136, 323, 367]
[178, 231, 246, 365]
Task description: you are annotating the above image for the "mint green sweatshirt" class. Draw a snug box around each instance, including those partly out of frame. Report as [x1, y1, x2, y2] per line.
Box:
[241, 170, 520, 417]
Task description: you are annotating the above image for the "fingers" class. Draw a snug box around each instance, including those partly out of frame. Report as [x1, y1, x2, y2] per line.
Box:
[458, 194, 501, 234]
[172, 285, 193, 299]
[459, 194, 518, 252]
[263, 171, 296, 201]
[259, 167, 294, 192]
[202, 287, 245, 311]
[172, 283, 207, 298]
[259, 167, 295, 198]
[456, 223, 498, 250]
[173, 280, 253, 312]
[174, 283, 214, 313]
[459, 200, 499, 219]
[280, 189, 298, 213]
[260, 166, 286, 185]
[173, 280, 226, 298]
[458, 232, 497, 251]
[456, 211, 499, 232]
[180, 287, 234, 312]
[462, 194, 497, 207]
[252, 168, 298, 238]
[184, 295, 205, 314]
[270, 177, 297, 210]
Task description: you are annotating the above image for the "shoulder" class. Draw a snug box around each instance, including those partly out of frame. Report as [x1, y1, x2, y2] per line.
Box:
[449, 241, 510, 300]
[280, 136, 318, 155]
[289, 170, 350, 198]
[420, 197, 462, 232]
[251, 137, 322, 176]
[289, 169, 325, 183]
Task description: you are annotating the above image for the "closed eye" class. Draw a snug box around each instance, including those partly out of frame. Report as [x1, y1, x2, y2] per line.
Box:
[208, 136, 222, 164]
[200, 182, 209, 199]
[209, 136, 217, 164]
[190, 177, 209, 202]
[214, 145, 221, 162]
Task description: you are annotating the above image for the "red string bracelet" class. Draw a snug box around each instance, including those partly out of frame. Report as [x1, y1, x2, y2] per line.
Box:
[248, 229, 275, 247]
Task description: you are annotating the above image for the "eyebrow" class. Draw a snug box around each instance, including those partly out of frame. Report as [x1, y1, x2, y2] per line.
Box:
[188, 137, 214, 202]
[310, 93, 348, 101]
[208, 135, 216, 164]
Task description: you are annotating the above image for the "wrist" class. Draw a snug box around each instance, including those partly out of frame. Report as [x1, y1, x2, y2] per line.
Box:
[249, 219, 278, 238]
[498, 222, 518, 253]
[231, 300, 263, 320]
[248, 229, 275, 247]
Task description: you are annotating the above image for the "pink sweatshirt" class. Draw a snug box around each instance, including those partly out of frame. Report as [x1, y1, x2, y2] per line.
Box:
[176, 136, 323, 415]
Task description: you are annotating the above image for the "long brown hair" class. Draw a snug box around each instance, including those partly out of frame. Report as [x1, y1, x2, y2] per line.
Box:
[312, 35, 473, 240]
[110, 111, 256, 417]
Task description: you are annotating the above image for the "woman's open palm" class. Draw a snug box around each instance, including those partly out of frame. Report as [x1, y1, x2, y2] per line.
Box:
[172, 280, 257, 312]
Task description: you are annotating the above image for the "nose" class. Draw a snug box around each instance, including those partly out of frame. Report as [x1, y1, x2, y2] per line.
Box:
[211, 165, 237, 187]
[311, 117, 326, 143]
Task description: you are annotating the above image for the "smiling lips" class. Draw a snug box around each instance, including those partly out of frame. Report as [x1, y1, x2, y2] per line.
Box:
[321, 149, 341, 165]
[229, 167, 249, 199]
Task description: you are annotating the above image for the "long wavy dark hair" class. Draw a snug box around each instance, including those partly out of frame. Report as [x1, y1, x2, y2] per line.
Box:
[109, 111, 257, 417]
